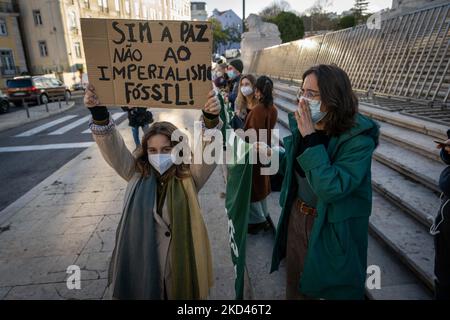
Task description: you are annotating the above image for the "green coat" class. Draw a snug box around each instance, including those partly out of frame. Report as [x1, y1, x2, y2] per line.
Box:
[271, 112, 380, 300]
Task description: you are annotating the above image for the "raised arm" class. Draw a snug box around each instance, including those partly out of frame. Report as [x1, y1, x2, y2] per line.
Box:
[84, 85, 136, 182]
[190, 91, 222, 190]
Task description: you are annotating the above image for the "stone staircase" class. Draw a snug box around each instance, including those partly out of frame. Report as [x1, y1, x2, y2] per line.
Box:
[244, 80, 448, 300]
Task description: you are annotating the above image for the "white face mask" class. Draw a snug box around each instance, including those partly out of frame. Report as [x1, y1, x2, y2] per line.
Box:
[148, 153, 174, 175]
[240, 86, 253, 97]
[300, 96, 327, 123]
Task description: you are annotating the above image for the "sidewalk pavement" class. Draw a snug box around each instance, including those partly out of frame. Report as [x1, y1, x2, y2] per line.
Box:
[0, 108, 238, 299]
[0, 100, 76, 133]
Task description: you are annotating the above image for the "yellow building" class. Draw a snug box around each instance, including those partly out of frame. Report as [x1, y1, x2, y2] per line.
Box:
[16, 0, 191, 88]
[0, 0, 28, 89]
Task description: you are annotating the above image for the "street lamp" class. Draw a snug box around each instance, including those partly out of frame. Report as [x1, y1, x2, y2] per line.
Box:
[242, 0, 245, 33]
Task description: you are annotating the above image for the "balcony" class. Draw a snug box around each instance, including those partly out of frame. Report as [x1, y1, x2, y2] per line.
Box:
[0, 66, 21, 76]
[0, 1, 19, 14]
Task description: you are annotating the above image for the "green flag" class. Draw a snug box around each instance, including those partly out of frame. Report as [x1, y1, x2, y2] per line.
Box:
[224, 131, 253, 299]
[217, 92, 233, 139]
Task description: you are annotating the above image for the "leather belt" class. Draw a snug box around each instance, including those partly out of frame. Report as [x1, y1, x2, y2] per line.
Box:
[294, 198, 317, 217]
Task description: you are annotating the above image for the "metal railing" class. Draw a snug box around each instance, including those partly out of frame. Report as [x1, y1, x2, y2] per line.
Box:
[248, 3, 450, 106]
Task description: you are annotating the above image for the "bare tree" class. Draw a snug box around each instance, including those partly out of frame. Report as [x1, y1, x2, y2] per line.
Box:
[306, 0, 333, 15]
[304, 0, 336, 32]
[259, 0, 291, 19]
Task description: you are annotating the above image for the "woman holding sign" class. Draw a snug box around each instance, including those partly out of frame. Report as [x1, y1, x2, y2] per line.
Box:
[84, 84, 221, 300]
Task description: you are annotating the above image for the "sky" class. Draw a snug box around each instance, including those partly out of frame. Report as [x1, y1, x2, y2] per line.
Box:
[203, 0, 393, 18]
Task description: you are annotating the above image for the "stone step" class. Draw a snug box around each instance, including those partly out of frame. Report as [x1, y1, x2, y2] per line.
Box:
[374, 139, 445, 193]
[359, 105, 448, 140]
[369, 190, 435, 291]
[378, 121, 442, 162]
[371, 160, 439, 228]
[366, 234, 433, 300]
[276, 105, 291, 130]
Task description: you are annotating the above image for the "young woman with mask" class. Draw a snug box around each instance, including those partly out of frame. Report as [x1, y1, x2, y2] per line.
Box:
[84, 84, 221, 300]
[243, 75, 278, 234]
[235, 74, 258, 121]
[267, 64, 380, 299]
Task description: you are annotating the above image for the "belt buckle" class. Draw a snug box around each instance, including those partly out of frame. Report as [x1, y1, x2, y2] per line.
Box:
[299, 201, 309, 215]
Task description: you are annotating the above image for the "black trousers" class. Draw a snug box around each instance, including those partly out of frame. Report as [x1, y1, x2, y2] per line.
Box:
[434, 195, 450, 300]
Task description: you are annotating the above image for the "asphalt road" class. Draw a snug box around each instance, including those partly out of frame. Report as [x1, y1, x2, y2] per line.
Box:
[0, 94, 127, 212]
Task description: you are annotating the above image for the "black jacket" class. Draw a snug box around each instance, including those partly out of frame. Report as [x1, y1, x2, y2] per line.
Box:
[121, 107, 153, 127]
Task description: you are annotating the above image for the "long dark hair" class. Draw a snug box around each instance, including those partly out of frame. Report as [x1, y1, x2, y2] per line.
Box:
[302, 64, 358, 136]
[135, 121, 191, 179]
[255, 75, 274, 107]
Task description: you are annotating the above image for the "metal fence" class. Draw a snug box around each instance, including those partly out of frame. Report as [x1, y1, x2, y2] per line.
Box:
[248, 3, 450, 107]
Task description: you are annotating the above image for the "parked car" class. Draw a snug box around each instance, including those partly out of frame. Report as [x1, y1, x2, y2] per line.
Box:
[0, 90, 11, 114]
[6, 76, 71, 107]
[72, 82, 84, 91]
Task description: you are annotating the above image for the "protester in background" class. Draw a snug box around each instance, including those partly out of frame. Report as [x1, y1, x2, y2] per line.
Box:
[266, 64, 379, 299]
[84, 84, 221, 300]
[227, 59, 244, 110]
[432, 130, 450, 300]
[244, 75, 278, 234]
[121, 106, 153, 150]
[235, 74, 258, 121]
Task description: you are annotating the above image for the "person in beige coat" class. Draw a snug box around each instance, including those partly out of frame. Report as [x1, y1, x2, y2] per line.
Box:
[84, 85, 222, 300]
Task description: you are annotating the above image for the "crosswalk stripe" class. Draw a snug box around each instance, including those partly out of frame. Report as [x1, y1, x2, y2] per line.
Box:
[82, 112, 127, 134]
[15, 115, 78, 137]
[48, 115, 92, 135]
[0, 142, 95, 153]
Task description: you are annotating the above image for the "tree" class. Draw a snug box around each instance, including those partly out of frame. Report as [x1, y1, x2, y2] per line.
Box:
[352, 0, 370, 24]
[259, 0, 291, 19]
[209, 18, 229, 53]
[209, 18, 242, 54]
[269, 11, 305, 43]
[337, 14, 356, 30]
[227, 26, 242, 44]
[304, 0, 337, 32]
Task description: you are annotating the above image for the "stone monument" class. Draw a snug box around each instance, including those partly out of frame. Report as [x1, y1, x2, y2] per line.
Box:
[240, 14, 282, 73]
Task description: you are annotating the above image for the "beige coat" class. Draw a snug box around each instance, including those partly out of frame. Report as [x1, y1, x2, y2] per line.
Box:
[93, 118, 220, 299]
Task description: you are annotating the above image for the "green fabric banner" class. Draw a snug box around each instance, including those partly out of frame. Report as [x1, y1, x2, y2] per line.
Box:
[224, 131, 253, 300]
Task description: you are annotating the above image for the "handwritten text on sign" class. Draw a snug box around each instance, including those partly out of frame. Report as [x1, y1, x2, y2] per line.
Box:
[80, 19, 212, 109]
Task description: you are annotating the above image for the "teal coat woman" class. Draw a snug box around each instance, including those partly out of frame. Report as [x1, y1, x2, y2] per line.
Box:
[271, 110, 379, 300]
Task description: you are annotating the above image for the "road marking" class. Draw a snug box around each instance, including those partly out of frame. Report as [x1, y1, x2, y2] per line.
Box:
[15, 115, 78, 137]
[82, 112, 127, 133]
[48, 115, 92, 135]
[0, 142, 94, 153]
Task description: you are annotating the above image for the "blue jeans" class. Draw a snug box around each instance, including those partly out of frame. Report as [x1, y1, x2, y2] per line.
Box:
[131, 125, 149, 147]
[248, 198, 269, 224]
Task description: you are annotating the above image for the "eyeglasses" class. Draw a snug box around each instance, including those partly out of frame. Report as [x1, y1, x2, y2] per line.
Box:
[297, 88, 320, 100]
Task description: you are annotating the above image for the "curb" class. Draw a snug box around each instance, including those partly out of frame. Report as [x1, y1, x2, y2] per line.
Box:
[0, 135, 92, 226]
[0, 101, 77, 134]
[0, 120, 127, 226]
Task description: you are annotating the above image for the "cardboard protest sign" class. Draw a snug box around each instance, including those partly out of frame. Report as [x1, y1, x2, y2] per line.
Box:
[80, 19, 212, 109]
